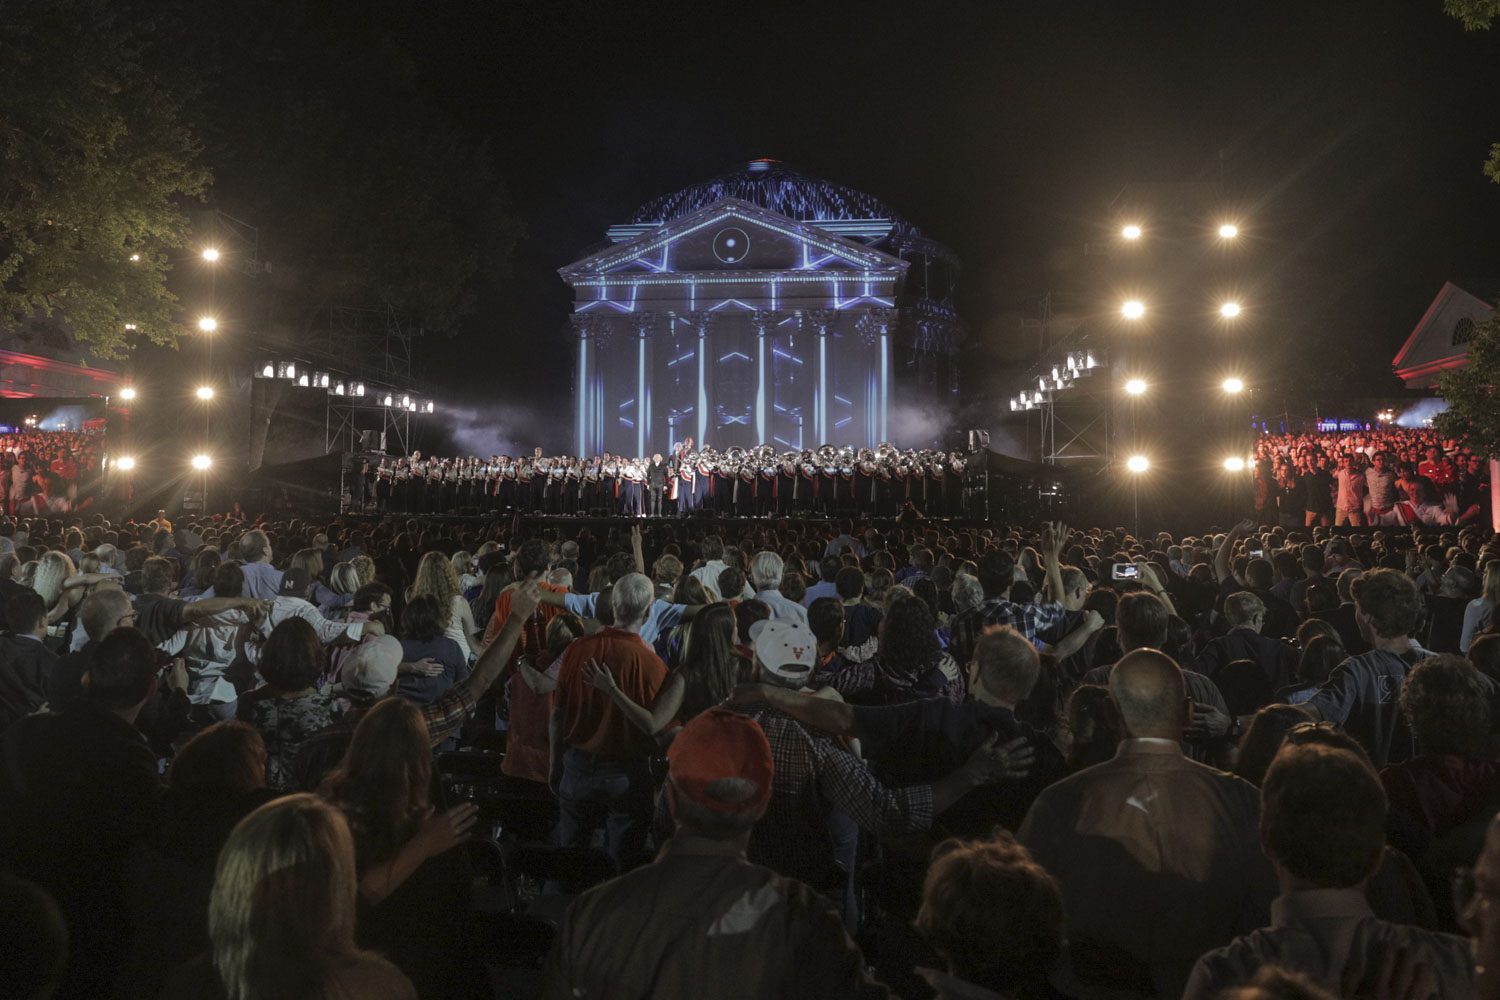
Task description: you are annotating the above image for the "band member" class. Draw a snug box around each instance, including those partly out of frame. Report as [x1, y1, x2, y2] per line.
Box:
[564, 457, 581, 515]
[695, 450, 715, 512]
[621, 457, 644, 516]
[776, 455, 796, 516]
[675, 450, 694, 515]
[376, 458, 392, 512]
[602, 452, 619, 514]
[758, 459, 777, 517]
[583, 456, 601, 515]
[646, 452, 668, 517]
[818, 455, 837, 517]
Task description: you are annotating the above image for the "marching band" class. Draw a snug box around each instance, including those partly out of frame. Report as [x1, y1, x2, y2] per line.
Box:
[355, 443, 969, 517]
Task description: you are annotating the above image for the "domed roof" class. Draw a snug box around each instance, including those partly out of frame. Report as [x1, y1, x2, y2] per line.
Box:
[629, 159, 921, 237]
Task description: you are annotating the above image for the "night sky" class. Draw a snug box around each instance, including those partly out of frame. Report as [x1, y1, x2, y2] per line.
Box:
[394, 0, 1500, 453]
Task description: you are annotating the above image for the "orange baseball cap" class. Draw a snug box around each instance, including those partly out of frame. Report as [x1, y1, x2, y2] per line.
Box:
[667, 708, 775, 815]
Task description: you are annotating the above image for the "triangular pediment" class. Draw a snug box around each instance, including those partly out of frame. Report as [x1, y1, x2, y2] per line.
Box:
[559, 198, 908, 281]
[1392, 282, 1492, 387]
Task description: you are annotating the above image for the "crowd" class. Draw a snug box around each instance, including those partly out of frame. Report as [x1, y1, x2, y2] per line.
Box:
[352, 441, 968, 517]
[1, 504, 1500, 998]
[1254, 426, 1490, 528]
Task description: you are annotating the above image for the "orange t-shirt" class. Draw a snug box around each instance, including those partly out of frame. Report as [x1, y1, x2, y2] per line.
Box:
[484, 580, 568, 671]
[555, 627, 667, 760]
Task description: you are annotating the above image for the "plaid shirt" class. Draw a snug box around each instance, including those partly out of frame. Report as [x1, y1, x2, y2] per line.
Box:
[949, 598, 1066, 668]
[743, 706, 934, 885]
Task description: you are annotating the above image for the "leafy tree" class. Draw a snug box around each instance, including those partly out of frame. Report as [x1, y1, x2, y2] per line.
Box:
[1435, 314, 1500, 457]
[0, 0, 209, 357]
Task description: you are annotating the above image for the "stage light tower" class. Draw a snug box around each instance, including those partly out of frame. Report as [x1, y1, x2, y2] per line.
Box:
[1126, 455, 1149, 538]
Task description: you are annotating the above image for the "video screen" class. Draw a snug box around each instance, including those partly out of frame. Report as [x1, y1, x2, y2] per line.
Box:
[0, 397, 108, 483]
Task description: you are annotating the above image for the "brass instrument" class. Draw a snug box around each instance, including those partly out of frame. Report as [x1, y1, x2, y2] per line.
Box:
[723, 446, 746, 475]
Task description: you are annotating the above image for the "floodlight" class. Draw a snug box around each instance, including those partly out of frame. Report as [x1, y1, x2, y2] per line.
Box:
[1121, 300, 1145, 319]
[1223, 457, 1246, 472]
[1126, 455, 1150, 473]
[115, 456, 136, 471]
[1125, 378, 1147, 396]
[1218, 223, 1239, 239]
[1122, 224, 1142, 240]
[129, 253, 141, 262]
[197, 316, 217, 332]
[191, 454, 212, 470]
[195, 385, 214, 400]
[1222, 377, 1245, 394]
[202, 248, 220, 262]
[1220, 302, 1241, 318]
[123, 323, 137, 331]
[119, 387, 137, 401]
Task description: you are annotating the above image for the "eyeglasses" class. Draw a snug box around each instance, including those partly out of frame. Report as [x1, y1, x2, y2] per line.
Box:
[1453, 868, 1500, 930]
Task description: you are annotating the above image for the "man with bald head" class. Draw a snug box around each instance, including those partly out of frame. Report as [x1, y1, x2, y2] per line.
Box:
[1018, 649, 1275, 1000]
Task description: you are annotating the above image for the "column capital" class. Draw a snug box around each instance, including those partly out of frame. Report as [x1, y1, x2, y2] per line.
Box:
[682, 310, 715, 334]
[749, 309, 784, 333]
[803, 308, 838, 332]
[629, 311, 657, 336]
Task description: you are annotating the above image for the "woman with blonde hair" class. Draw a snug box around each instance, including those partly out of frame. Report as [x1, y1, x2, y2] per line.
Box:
[158, 793, 415, 999]
[408, 550, 483, 658]
[450, 550, 479, 593]
[1462, 561, 1500, 653]
[349, 553, 377, 589]
[33, 549, 80, 624]
[315, 562, 361, 619]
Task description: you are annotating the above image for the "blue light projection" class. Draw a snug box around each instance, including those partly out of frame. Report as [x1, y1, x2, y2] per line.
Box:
[563, 162, 964, 456]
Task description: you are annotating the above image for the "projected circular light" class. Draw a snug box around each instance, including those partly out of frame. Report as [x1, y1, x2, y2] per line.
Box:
[115, 456, 136, 471]
[713, 227, 750, 264]
[1121, 224, 1142, 240]
[1124, 378, 1147, 396]
[1218, 223, 1239, 239]
[1222, 377, 1245, 394]
[1220, 302, 1241, 318]
[1126, 455, 1150, 473]
[1121, 300, 1145, 320]
[191, 454, 212, 470]
[1223, 457, 1246, 472]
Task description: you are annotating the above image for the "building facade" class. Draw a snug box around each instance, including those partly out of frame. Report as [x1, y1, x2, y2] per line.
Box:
[559, 160, 963, 457]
